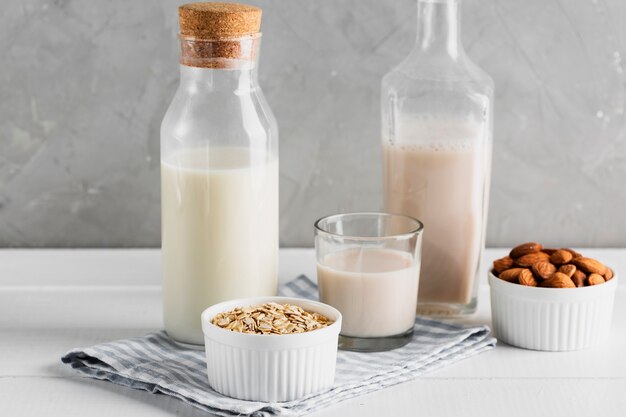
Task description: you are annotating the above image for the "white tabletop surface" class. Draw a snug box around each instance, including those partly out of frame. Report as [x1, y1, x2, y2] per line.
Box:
[1, 248, 625, 417]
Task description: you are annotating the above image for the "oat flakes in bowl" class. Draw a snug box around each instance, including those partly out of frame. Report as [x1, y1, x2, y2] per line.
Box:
[211, 302, 333, 335]
[201, 296, 342, 402]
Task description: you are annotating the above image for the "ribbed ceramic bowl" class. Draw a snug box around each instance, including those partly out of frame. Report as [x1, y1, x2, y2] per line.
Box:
[489, 269, 617, 351]
[201, 296, 342, 402]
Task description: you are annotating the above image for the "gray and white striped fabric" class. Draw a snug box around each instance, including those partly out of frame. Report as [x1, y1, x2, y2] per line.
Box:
[62, 275, 496, 417]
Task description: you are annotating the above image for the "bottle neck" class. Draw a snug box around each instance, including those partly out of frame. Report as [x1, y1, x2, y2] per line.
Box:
[414, 0, 462, 60]
[178, 36, 260, 92]
[179, 65, 258, 93]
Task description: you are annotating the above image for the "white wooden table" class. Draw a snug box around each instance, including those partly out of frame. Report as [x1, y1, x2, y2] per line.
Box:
[1, 248, 625, 417]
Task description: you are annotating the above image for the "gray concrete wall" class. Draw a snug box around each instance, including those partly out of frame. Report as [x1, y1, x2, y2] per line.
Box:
[1, 0, 625, 248]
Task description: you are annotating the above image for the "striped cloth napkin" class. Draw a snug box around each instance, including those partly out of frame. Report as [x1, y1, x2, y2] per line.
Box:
[62, 276, 496, 417]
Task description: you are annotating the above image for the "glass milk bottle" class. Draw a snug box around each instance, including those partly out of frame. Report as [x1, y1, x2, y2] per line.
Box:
[382, 0, 493, 316]
[161, 3, 278, 344]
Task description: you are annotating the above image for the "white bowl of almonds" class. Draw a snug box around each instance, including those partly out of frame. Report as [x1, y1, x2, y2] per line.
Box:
[201, 296, 341, 402]
[489, 242, 617, 351]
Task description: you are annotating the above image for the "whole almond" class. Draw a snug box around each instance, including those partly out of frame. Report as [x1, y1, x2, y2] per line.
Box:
[572, 257, 607, 275]
[539, 272, 576, 288]
[558, 264, 576, 278]
[571, 270, 586, 287]
[587, 273, 605, 286]
[510, 242, 543, 259]
[550, 249, 573, 265]
[605, 268, 614, 281]
[493, 256, 513, 274]
[515, 251, 550, 267]
[519, 269, 538, 287]
[498, 268, 526, 283]
[532, 261, 556, 280]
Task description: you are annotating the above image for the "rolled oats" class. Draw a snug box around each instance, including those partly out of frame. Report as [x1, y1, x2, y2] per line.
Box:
[211, 302, 333, 335]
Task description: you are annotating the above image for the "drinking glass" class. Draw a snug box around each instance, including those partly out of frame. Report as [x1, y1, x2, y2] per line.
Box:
[314, 212, 423, 352]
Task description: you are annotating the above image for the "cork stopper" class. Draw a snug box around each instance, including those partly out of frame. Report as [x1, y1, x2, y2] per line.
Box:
[179, 2, 262, 40]
[178, 2, 262, 68]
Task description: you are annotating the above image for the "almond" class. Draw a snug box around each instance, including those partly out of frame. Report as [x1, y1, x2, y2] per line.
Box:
[539, 272, 576, 288]
[532, 261, 556, 280]
[605, 268, 614, 281]
[515, 251, 550, 267]
[550, 249, 573, 265]
[493, 256, 513, 274]
[542, 248, 558, 256]
[510, 242, 543, 259]
[572, 257, 607, 275]
[518, 269, 538, 286]
[587, 273, 605, 286]
[498, 268, 526, 283]
[558, 264, 576, 278]
[571, 270, 586, 287]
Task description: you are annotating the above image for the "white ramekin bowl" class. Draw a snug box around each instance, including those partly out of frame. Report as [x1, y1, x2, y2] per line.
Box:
[489, 270, 617, 351]
[201, 296, 342, 402]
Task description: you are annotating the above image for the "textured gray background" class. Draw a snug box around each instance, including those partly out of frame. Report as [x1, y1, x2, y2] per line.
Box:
[1, 0, 625, 248]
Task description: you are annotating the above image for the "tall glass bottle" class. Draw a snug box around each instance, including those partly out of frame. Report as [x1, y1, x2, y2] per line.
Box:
[161, 3, 278, 344]
[382, 0, 493, 316]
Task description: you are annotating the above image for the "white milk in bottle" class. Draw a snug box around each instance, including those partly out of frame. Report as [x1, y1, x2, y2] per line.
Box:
[161, 148, 278, 343]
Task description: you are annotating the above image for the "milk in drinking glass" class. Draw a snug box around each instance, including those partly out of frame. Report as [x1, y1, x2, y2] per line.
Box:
[315, 213, 423, 352]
